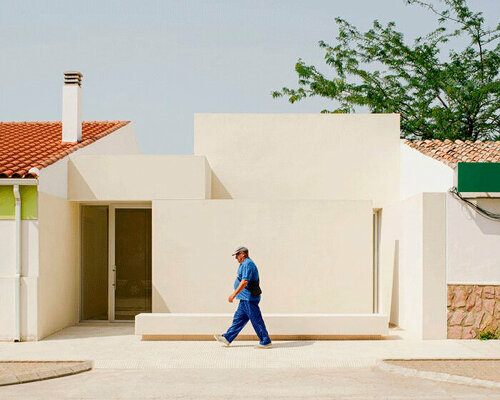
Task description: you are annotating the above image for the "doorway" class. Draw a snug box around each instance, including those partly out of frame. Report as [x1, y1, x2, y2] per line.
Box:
[80, 205, 152, 322]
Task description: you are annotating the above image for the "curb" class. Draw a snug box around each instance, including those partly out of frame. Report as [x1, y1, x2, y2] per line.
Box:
[376, 359, 500, 390]
[0, 361, 93, 386]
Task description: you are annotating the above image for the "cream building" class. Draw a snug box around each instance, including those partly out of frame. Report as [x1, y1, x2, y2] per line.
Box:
[1, 72, 499, 341]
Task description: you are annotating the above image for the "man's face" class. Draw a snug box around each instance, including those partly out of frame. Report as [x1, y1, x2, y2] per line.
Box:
[235, 252, 246, 263]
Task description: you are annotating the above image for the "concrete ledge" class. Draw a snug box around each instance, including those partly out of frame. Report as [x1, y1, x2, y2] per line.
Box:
[135, 313, 388, 340]
[0, 361, 93, 386]
[377, 359, 500, 390]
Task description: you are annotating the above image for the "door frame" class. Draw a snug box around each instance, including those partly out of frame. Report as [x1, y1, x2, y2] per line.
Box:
[79, 202, 151, 323]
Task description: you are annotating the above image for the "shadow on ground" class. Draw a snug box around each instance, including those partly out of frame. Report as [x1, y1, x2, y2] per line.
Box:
[229, 341, 314, 349]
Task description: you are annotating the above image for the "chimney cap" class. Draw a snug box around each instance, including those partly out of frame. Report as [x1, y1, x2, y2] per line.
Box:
[64, 71, 83, 86]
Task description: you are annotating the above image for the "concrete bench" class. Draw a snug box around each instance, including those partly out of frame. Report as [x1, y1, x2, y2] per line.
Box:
[135, 313, 388, 340]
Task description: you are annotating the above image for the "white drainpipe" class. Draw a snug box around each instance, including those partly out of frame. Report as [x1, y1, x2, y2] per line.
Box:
[13, 184, 22, 342]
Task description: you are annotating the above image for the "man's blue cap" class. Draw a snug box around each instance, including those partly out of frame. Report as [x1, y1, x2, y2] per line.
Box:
[232, 246, 248, 256]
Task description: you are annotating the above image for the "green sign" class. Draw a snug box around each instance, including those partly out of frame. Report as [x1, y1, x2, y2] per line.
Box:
[456, 163, 500, 193]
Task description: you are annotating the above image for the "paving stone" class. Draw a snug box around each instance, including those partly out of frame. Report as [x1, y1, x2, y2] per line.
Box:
[0, 374, 18, 386]
[447, 325, 462, 339]
[473, 310, 486, 329]
[0, 361, 91, 386]
[465, 292, 476, 311]
[449, 309, 466, 325]
[463, 312, 475, 327]
[463, 327, 477, 339]
[16, 371, 39, 383]
[484, 299, 496, 315]
[484, 286, 495, 299]
[453, 287, 467, 308]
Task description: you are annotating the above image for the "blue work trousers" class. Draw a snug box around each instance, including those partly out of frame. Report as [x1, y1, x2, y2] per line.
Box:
[223, 300, 271, 345]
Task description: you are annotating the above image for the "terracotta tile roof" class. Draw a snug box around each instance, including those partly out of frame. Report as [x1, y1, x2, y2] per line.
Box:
[404, 139, 500, 168]
[0, 121, 130, 178]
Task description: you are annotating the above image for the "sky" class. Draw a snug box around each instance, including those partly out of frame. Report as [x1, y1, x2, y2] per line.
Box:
[0, 0, 498, 154]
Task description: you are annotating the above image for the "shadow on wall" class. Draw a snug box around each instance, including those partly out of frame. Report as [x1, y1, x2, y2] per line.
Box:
[211, 171, 232, 199]
[390, 240, 399, 327]
[68, 160, 98, 200]
[152, 285, 171, 313]
[474, 199, 500, 235]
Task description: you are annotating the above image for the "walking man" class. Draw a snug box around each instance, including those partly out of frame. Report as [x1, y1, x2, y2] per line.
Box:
[214, 247, 272, 348]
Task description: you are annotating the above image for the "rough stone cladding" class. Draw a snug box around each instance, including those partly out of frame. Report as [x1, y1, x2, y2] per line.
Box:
[447, 284, 500, 339]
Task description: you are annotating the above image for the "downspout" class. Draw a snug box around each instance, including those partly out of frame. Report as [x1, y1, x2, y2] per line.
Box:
[13, 184, 21, 342]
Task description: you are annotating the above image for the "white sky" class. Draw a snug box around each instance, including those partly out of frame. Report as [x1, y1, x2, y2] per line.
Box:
[0, 0, 498, 154]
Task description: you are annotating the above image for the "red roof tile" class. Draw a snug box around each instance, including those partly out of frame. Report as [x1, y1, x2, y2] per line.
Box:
[404, 139, 500, 168]
[0, 121, 130, 178]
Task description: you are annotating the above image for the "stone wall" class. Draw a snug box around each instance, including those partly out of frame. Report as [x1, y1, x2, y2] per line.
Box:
[447, 285, 500, 339]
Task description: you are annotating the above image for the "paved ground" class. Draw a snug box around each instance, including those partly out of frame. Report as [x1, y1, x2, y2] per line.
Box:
[0, 361, 92, 386]
[0, 324, 500, 399]
[386, 359, 500, 383]
[2, 366, 500, 399]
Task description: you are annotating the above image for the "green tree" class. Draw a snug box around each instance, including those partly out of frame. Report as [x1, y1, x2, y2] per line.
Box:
[272, 0, 499, 141]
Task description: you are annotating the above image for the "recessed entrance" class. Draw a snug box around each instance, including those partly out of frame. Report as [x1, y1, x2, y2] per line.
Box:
[80, 205, 152, 322]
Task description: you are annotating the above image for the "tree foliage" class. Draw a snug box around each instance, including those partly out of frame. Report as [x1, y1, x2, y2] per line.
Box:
[272, 0, 499, 141]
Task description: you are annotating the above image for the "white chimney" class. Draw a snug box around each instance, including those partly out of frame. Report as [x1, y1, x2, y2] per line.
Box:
[62, 71, 83, 143]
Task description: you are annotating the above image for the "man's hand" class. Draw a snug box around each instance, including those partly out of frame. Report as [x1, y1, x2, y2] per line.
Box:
[228, 280, 248, 303]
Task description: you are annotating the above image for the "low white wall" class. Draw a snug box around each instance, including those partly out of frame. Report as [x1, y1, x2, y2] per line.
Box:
[195, 114, 400, 207]
[68, 155, 211, 201]
[380, 193, 447, 339]
[400, 143, 454, 200]
[0, 220, 39, 341]
[37, 192, 79, 340]
[135, 313, 389, 337]
[152, 199, 374, 314]
[38, 123, 141, 199]
[447, 195, 500, 283]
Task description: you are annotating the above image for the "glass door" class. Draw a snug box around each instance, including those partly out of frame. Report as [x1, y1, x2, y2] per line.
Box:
[81, 204, 152, 322]
[113, 208, 152, 320]
[81, 206, 109, 321]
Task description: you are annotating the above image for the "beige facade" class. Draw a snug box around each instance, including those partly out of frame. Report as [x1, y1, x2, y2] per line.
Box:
[68, 155, 211, 201]
[152, 199, 374, 314]
[6, 112, 495, 341]
[379, 193, 447, 339]
[194, 114, 400, 207]
[38, 192, 79, 339]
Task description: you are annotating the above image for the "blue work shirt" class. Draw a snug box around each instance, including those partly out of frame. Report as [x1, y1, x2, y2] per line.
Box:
[234, 257, 261, 302]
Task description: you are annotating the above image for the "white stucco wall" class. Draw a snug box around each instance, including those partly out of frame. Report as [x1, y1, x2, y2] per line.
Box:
[152, 199, 374, 314]
[447, 194, 500, 284]
[37, 192, 79, 340]
[400, 142, 454, 200]
[0, 220, 39, 340]
[68, 155, 211, 201]
[380, 193, 447, 339]
[378, 202, 400, 325]
[194, 114, 400, 207]
[38, 123, 141, 199]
